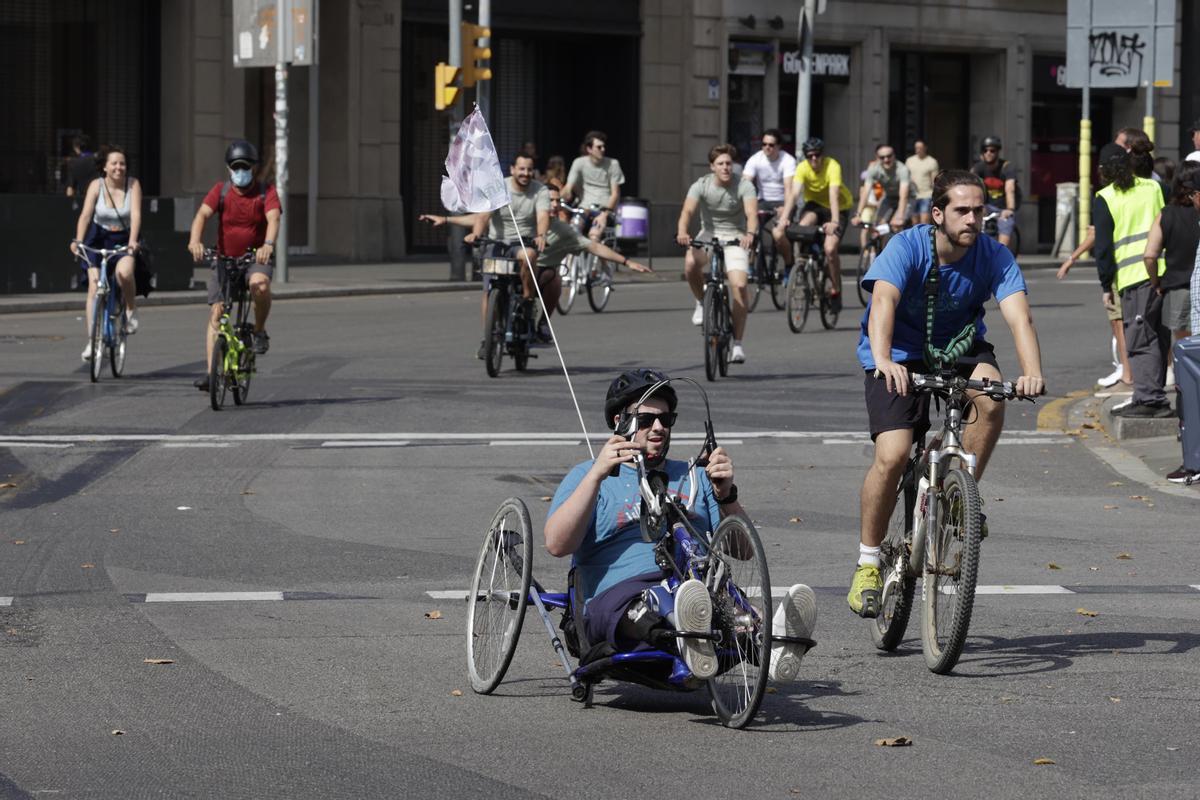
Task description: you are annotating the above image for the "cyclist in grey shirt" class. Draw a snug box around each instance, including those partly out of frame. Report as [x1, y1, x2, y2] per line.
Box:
[565, 130, 625, 241]
[851, 143, 911, 234]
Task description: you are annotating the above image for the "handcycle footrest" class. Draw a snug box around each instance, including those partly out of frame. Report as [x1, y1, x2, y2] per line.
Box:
[772, 635, 816, 650]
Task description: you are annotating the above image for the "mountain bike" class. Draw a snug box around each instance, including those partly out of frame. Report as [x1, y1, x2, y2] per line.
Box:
[853, 221, 892, 307]
[870, 370, 1030, 673]
[748, 208, 787, 312]
[557, 200, 618, 313]
[204, 248, 258, 410]
[784, 225, 839, 333]
[74, 243, 133, 382]
[476, 238, 535, 377]
[982, 211, 1020, 256]
[690, 238, 737, 381]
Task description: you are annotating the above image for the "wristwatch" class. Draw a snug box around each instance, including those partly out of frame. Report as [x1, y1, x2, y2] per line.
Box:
[263, 239, 275, 246]
[715, 484, 739, 505]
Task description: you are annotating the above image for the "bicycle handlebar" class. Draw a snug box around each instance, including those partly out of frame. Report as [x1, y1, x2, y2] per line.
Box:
[202, 248, 257, 266]
[686, 237, 743, 250]
[910, 371, 1027, 401]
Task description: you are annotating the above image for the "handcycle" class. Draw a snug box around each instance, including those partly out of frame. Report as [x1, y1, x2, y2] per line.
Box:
[556, 200, 618, 313]
[689, 237, 738, 382]
[784, 225, 839, 333]
[74, 243, 134, 382]
[747, 208, 788, 313]
[203, 248, 258, 410]
[853, 221, 893, 307]
[475, 237, 537, 377]
[870, 369, 1031, 673]
[465, 376, 815, 728]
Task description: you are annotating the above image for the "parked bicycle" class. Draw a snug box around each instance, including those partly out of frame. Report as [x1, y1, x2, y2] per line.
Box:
[747, 208, 787, 312]
[74, 243, 134, 382]
[689, 237, 737, 381]
[870, 370, 1030, 673]
[203, 248, 258, 410]
[853, 221, 892, 307]
[784, 225, 839, 333]
[476, 237, 537, 377]
[556, 200, 618, 313]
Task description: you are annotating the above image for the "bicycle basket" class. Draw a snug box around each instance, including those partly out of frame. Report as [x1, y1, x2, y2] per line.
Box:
[785, 224, 822, 243]
[481, 256, 520, 275]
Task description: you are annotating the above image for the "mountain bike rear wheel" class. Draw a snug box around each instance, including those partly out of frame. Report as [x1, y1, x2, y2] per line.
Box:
[109, 308, 127, 378]
[484, 287, 506, 378]
[702, 285, 720, 382]
[769, 255, 787, 310]
[557, 257, 577, 314]
[921, 468, 982, 674]
[706, 514, 771, 729]
[233, 328, 254, 405]
[786, 261, 811, 333]
[716, 292, 730, 377]
[818, 267, 839, 330]
[466, 497, 533, 694]
[872, 462, 917, 651]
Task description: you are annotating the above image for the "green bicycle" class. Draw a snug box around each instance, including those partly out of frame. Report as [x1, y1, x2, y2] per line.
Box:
[204, 248, 257, 410]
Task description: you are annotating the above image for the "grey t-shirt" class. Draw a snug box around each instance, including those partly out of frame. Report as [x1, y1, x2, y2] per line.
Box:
[537, 218, 592, 268]
[864, 161, 911, 199]
[686, 174, 755, 238]
[566, 156, 625, 208]
[489, 178, 551, 242]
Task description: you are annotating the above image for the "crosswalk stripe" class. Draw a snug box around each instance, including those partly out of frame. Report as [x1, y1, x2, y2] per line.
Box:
[0, 596, 12, 606]
[142, 591, 284, 603]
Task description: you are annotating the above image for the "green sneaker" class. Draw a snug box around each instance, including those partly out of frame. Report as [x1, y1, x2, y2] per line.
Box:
[847, 564, 882, 618]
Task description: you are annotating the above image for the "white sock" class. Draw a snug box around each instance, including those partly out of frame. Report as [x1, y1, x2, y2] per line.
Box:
[858, 544, 881, 568]
[733, 339, 742, 347]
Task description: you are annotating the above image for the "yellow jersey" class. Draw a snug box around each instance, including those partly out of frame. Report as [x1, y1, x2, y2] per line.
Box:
[794, 157, 854, 211]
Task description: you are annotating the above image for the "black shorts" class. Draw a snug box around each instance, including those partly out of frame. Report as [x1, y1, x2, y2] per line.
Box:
[798, 202, 845, 237]
[583, 571, 665, 651]
[863, 341, 1000, 441]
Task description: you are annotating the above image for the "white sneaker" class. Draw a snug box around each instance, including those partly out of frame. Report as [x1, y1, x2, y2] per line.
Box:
[673, 579, 717, 679]
[81, 342, 93, 362]
[1166, 365, 1175, 387]
[125, 311, 139, 334]
[691, 301, 704, 326]
[769, 584, 817, 682]
[1097, 365, 1124, 388]
[730, 344, 746, 363]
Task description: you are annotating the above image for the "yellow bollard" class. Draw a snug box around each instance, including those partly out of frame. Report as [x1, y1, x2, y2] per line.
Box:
[1143, 115, 1156, 146]
[1079, 118, 1091, 252]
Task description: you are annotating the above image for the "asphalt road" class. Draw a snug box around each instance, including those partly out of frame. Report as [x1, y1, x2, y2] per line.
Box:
[1, 272, 1197, 799]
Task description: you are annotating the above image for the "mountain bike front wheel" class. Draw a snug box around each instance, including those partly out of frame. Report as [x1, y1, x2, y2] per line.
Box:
[769, 253, 787, 310]
[818, 267, 839, 330]
[872, 463, 917, 652]
[921, 468, 982, 674]
[484, 287, 506, 378]
[785, 261, 811, 334]
[109, 308, 128, 378]
[209, 335, 229, 411]
[702, 285, 720, 382]
[89, 295, 105, 383]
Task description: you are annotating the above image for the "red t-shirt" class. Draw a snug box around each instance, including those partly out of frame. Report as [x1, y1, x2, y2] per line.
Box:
[201, 181, 282, 257]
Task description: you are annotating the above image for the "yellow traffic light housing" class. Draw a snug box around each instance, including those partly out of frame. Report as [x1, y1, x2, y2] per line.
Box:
[435, 62, 459, 111]
[461, 23, 492, 87]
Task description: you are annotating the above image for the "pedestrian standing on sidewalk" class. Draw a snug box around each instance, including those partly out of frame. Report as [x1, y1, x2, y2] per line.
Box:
[1094, 148, 1173, 418]
[1166, 174, 1200, 484]
[1141, 162, 1199, 386]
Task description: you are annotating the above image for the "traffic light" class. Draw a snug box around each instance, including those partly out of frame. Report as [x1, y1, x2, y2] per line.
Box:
[434, 62, 459, 111]
[460, 23, 492, 87]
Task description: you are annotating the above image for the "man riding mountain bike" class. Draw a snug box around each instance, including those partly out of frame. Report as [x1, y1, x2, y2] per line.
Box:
[970, 136, 1020, 250]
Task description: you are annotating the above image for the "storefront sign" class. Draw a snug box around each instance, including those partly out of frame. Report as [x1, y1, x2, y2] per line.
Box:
[781, 47, 850, 82]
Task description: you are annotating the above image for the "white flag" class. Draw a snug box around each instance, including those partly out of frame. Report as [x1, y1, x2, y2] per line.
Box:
[439, 107, 510, 214]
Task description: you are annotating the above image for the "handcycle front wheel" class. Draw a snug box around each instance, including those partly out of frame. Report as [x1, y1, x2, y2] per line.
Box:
[705, 514, 772, 729]
[921, 467, 982, 674]
[466, 497, 534, 694]
[871, 462, 917, 651]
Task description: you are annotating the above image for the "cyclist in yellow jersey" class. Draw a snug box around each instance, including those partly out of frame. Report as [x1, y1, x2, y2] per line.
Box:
[774, 138, 855, 311]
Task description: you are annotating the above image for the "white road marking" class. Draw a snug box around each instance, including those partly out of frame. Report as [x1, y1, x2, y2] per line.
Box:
[320, 441, 411, 448]
[974, 585, 1075, 595]
[162, 442, 237, 449]
[0, 596, 12, 606]
[0, 441, 74, 449]
[143, 591, 285, 603]
[1192, 585, 1200, 592]
[428, 590, 470, 600]
[489, 441, 581, 447]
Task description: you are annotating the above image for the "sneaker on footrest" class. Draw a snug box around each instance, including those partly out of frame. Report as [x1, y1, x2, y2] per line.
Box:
[769, 584, 817, 682]
[674, 579, 717, 679]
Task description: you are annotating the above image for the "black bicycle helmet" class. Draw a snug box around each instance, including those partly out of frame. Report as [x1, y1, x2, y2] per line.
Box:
[225, 139, 260, 166]
[801, 137, 825, 155]
[980, 135, 1002, 152]
[604, 368, 678, 430]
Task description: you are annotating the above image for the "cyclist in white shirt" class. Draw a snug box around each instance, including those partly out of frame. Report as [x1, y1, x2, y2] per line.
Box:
[742, 129, 797, 276]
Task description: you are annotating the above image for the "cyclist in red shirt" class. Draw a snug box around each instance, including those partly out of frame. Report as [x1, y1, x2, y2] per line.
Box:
[187, 140, 281, 391]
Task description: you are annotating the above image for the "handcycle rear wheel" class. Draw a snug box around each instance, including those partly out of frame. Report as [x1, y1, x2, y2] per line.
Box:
[466, 497, 533, 694]
[109, 307, 128, 378]
[921, 468, 982, 674]
[818, 267, 839, 330]
[702, 285, 720, 382]
[871, 462, 917, 651]
[705, 514, 772, 729]
[586, 255, 614, 312]
[484, 287, 505, 378]
[855, 247, 873, 307]
[785, 261, 810, 333]
[89, 296, 105, 383]
[209, 335, 229, 410]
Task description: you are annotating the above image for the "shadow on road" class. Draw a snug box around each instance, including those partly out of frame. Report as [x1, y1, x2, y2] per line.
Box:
[953, 630, 1200, 676]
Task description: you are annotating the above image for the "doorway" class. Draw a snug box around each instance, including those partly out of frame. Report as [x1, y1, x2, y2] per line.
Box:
[889, 51, 970, 168]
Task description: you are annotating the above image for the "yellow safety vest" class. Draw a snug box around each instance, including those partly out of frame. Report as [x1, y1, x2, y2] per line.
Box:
[1098, 176, 1165, 294]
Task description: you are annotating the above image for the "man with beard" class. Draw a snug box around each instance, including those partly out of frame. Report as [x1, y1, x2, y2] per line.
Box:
[847, 171, 1046, 618]
[544, 368, 816, 681]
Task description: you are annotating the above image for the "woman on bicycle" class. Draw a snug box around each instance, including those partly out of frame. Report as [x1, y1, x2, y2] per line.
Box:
[69, 145, 142, 362]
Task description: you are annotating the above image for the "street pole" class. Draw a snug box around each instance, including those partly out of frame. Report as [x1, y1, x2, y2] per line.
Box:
[477, 0, 491, 120]
[794, 0, 816, 144]
[1077, 1, 1091, 249]
[275, 0, 289, 283]
[307, 0, 319, 255]
[447, 0, 466, 281]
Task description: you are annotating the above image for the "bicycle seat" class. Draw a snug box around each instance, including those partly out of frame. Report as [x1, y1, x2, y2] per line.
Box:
[785, 224, 822, 244]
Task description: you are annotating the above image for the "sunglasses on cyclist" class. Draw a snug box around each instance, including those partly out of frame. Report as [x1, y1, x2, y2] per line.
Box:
[983, 147, 999, 154]
[762, 141, 779, 149]
[805, 151, 822, 160]
[632, 411, 677, 429]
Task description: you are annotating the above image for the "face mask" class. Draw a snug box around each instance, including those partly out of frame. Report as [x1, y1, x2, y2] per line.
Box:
[231, 168, 253, 188]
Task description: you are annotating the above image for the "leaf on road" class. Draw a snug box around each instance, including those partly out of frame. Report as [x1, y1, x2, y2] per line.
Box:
[994, 497, 1005, 502]
[1108, 696, 1121, 703]
[1081, 422, 1098, 429]
[1107, 481, 1123, 487]
[1116, 552, 1133, 560]
[111, 729, 125, 736]
[1076, 608, 1099, 617]
[12, 540, 25, 545]
[0, 482, 16, 489]
[1129, 495, 1147, 501]
[766, 686, 777, 694]
[80, 563, 94, 569]
[1103, 504, 1118, 510]
[998, 697, 1017, 703]
[1167, 747, 1179, 752]
[540, 496, 552, 502]
[424, 610, 443, 620]
[143, 658, 175, 665]
[1033, 757, 1055, 765]
[109, 528, 120, 533]
[1089, 566, 1100, 571]
[789, 516, 803, 524]
[1047, 563, 1061, 570]
[241, 490, 255, 496]
[450, 689, 463, 697]
[873, 736, 912, 747]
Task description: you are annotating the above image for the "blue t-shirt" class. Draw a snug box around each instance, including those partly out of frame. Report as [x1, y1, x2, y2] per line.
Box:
[855, 225, 1027, 370]
[548, 458, 721, 606]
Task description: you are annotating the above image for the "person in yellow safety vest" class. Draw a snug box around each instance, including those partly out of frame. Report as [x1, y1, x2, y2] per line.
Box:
[1093, 147, 1173, 418]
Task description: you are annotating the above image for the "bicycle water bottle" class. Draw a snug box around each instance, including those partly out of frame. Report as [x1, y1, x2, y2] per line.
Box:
[913, 474, 931, 535]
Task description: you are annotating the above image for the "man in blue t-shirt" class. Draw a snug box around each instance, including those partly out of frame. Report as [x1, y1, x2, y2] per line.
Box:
[848, 170, 1046, 619]
[545, 368, 815, 682]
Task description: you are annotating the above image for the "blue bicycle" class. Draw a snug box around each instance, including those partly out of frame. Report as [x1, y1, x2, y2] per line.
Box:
[74, 243, 134, 382]
[465, 377, 815, 728]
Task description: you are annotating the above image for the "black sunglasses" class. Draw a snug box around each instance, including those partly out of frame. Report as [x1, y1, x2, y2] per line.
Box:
[633, 411, 677, 429]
